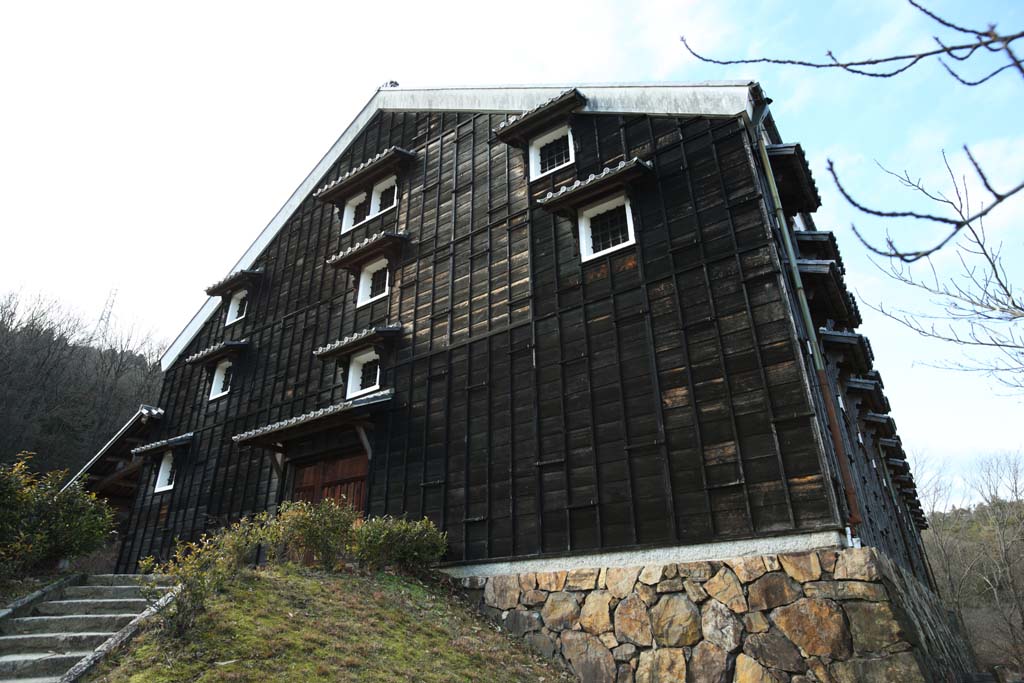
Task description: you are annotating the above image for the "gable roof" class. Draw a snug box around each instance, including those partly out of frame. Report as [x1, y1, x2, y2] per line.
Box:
[62, 404, 164, 491]
[160, 82, 765, 371]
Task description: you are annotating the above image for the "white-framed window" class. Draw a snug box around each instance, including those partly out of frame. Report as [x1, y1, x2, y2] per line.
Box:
[225, 290, 248, 326]
[578, 194, 636, 261]
[529, 125, 574, 180]
[209, 359, 234, 400]
[154, 450, 176, 493]
[357, 257, 390, 307]
[346, 347, 380, 399]
[340, 175, 398, 233]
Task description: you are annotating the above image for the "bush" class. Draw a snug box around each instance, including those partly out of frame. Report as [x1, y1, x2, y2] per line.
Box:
[139, 535, 226, 636]
[267, 499, 358, 571]
[0, 454, 115, 580]
[138, 511, 271, 636]
[215, 512, 270, 570]
[353, 516, 447, 572]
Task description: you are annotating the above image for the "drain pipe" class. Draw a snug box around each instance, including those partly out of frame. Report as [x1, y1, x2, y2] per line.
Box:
[751, 104, 862, 531]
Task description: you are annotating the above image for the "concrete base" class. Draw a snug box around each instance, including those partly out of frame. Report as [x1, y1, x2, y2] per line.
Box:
[441, 530, 846, 578]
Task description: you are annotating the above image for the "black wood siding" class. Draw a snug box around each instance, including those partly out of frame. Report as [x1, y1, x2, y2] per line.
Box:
[117, 109, 847, 571]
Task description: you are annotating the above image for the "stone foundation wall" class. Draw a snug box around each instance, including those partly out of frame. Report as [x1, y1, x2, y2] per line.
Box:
[456, 546, 974, 682]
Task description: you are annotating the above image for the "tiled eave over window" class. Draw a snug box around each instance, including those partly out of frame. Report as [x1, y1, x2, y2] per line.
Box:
[820, 329, 874, 374]
[797, 259, 862, 329]
[863, 411, 897, 438]
[794, 230, 843, 271]
[131, 432, 195, 456]
[205, 269, 262, 298]
[326, 230, 409, 272]
[314, 147, 416, 206]
[537, 158, 653, 214]
[184, 339, 250, 367]
[886, 456, 911, 475]
[231, 389, 394, 446]
[62, 404, 164, 493]
[313, 325, 403, 361]
[846, 374, 891, 414]
[767, 143, 821, 215]
[494, 88, 587, 147]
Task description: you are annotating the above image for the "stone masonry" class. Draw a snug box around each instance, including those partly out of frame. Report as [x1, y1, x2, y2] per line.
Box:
[457, 547, 974, 682]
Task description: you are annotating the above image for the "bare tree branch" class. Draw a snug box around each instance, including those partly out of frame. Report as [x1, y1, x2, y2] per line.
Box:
[680, 0, 1023, 262]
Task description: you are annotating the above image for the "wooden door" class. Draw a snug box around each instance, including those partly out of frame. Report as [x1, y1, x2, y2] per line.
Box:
[290, 451, 368, 512]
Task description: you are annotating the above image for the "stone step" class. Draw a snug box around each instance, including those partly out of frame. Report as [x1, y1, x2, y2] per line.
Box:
[0, 677, 62, 683]
[1, 614, 136, 635]
[0, 632, 113, 654]
[0, 651, 91, 677]
[33, 598, 149, 616]
[86, 574, 174, 587]
[62, 584, 150, 600]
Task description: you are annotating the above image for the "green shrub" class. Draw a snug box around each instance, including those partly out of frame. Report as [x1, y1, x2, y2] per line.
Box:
[139, 534, 226, 637]
[267, 499, 358, 571]
[215, 512, 270, 570]
[138, 511, 273, 636]
[0, 454, 114, 580]
[353, 515, 447, 572]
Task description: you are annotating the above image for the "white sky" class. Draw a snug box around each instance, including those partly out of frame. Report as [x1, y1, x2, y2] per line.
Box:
[1, 0, 1021, 487]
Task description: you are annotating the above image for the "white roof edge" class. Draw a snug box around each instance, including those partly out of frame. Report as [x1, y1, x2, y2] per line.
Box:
[63, 404, 164, 490]
[160, 82, 760, 371]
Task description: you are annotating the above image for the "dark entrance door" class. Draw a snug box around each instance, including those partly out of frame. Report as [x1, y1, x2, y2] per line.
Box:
[290, 450, 368, 512]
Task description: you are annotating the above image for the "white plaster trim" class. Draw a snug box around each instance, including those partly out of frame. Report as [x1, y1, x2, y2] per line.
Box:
[208, 359, 232, 401]
[341, 191, 369, 233]
[529, 125, 574, 180]
[225, 289, 248, 326]
[153, 450, 175, 493]
[345, 347, 380, 399]
[439, 530, 845, 578]
[579, 194, 635, 261]
[356, 256, 389, 307]
[160, 82, 758, 371]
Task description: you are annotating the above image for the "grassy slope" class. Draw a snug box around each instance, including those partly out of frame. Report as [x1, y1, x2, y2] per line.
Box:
[89, 567, 569, 683]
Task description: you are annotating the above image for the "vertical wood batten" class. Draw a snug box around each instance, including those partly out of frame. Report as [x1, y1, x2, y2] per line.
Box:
[119, 107, 861, 569]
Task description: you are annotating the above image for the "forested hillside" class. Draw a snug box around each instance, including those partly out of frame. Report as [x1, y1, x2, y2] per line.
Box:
[922, 453, 1024, 675]
[0, 292, 164, 476]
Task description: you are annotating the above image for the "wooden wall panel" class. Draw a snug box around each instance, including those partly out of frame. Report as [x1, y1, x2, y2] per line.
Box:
[117, 108, 845, 572]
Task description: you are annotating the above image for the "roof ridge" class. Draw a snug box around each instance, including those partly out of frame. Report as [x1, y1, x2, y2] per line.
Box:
[159, 83, 759, 371]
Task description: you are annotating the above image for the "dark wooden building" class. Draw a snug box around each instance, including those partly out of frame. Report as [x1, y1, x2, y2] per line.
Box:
[70, 83, 930, 582]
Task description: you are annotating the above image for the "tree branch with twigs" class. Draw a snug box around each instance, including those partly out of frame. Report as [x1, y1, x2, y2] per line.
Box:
[682, 0, 1024, 389]
[866, 155, 1024, 388]
[681, 0, 1023, 262]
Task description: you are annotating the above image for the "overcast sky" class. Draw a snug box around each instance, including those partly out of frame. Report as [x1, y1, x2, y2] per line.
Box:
[1, 0, 1021, 492]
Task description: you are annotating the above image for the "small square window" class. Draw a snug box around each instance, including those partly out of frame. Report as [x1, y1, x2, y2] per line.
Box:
[154, 451, 176, 493]
[226, 290, 248, 326]
[352, 196, 371, 224]
[341, 192, 369, 233]
[360, 359, 380, 391]
[340, 175, 398, 233]
[578, 195, 636, 261]
[372, 178, 397, 214]
[346, 348, 381, 399]
[529, 126, 574, 180]
[539, 136, 571, 174]
[370, 268, 388, 298]
[209, 359, 233, 400]
[357, 257, 389, 307]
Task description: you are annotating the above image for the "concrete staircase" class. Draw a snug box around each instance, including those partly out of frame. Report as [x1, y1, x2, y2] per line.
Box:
[0, 575, 171, 683]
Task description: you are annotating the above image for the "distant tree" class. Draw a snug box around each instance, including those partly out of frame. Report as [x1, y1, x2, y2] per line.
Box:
[919, 452, 1024, 672]
[0, 291, 164, 475]
[682, 1, 1024, 389]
